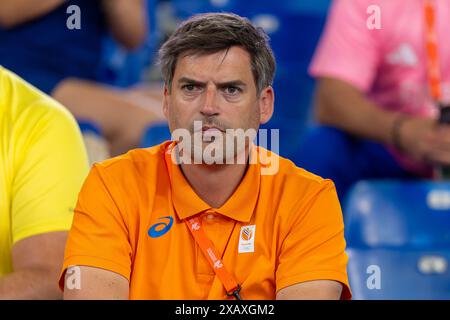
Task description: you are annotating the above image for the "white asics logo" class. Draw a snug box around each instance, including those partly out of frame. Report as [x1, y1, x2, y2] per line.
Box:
[191, 222, 200, 231]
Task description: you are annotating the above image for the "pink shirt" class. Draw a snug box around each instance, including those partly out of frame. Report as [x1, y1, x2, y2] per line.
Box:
[309, 0, 450, 176]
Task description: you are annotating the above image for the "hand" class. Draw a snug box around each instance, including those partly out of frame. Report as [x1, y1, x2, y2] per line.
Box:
[398, 117, 450, 166]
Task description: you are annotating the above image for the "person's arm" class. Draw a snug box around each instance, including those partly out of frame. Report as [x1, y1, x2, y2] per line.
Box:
[63, 266, 129, 300]
[309, 0, 400, 145]
[309, 0, 398, 145]
[101, 0, 148, 50]
[315, 77, 450, 166]
[277, 280, 343, 300]
[309, 0, 450, 166]
[315, 77, 401, 145]
[58, 165, 133, 299]
[0, 0, 65, 28]
[0, 232, 67, 299]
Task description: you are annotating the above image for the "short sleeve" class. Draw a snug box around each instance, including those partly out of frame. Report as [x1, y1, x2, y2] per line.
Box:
[309, 0, 381, 92]
[59, 165, 132, 290]
[276, 180, 351, 300]
[11, 101, 89, 244]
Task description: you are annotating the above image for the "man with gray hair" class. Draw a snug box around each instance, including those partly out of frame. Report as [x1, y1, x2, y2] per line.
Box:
[61, 12, 351, 300]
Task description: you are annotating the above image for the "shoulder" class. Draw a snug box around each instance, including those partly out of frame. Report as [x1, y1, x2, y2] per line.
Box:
[258, 151, 343, 246]
[257, 146, 338, 217]
[1, 66, 78, 131]
[92, 142, 171, 186]
[1, 67, 88, 174]
[258, 146, 333, 192]
[77, 142, 171, 221]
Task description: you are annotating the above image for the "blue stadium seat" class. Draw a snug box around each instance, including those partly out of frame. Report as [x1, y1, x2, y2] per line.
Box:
[77, 120, 103, 137]
[344, 180, 450, 299]
[348, 248, 450, 300]
[141, 123, 171, 148]
[344, 180, 450, 249]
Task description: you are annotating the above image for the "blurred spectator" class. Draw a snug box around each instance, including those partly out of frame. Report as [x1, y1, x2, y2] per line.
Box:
[295, 0, 450, 199]
[0, 0, 165, 157]
[0, 66, 89, 299]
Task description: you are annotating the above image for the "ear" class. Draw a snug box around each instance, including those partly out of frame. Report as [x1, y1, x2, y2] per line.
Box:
[163, 84, 170, 119]
[259, 86, 274, 124]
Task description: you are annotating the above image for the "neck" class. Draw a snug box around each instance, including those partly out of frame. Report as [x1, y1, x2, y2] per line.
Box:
[180, 158, 249, 209]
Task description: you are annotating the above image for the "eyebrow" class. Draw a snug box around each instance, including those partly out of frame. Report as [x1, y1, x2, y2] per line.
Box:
[177, 77, 247, 88]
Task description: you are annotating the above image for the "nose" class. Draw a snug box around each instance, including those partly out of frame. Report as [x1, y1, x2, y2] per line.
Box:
[200, 83, 220, 117]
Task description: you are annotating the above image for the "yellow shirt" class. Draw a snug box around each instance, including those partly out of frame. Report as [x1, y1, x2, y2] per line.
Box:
[0, 66, 89, 276]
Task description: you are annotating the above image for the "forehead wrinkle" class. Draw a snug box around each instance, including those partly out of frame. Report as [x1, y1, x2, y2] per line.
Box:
[183, 48, 236, 74]
[219, 47, 231, 67]
[176, 48, 253, 87]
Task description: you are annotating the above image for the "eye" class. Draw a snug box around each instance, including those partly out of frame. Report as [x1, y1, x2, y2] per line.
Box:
[182, 84, 195, 91]
[181, 84, 201, 93]
[224, 86, 242, 95]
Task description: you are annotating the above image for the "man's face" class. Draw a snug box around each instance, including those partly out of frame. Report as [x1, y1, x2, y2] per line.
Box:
[163, 46, 274, 164]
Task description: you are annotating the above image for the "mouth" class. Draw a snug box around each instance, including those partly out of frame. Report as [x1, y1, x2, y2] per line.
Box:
[201, 125, 225, 133]
[200, 125, 225, 142]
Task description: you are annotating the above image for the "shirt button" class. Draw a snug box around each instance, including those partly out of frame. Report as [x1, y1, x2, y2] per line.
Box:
[207, 214, 215, 220]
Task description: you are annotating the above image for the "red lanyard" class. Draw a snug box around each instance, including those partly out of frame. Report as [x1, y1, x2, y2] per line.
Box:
[185, 216, 242, 300]
[424, 0, 442, 102]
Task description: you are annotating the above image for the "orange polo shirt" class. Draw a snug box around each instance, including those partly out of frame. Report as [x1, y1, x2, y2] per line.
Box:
[60, 141, 351, 299]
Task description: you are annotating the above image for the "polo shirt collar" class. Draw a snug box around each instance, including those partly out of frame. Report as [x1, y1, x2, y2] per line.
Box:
[165, 142, 260, 223]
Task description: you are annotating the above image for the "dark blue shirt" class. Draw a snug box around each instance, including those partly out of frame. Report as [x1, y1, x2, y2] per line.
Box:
[0, 0, 106, 93]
